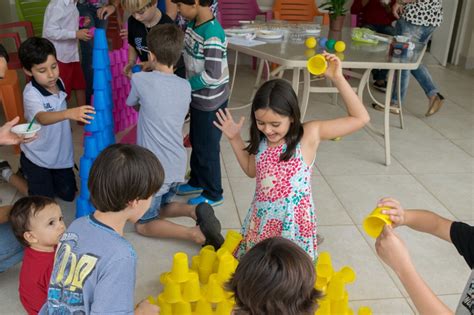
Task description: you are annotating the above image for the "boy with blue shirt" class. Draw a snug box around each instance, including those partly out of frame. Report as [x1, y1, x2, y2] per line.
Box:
[126, 24, 224, 249]
[18, 37, 95, 201]
[171, 0, 229, 206]
[39, 144, 160, 314]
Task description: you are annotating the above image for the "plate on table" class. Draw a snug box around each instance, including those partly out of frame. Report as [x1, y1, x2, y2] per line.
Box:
[225, 28, 256, 37]
[256, 30, 284, 40]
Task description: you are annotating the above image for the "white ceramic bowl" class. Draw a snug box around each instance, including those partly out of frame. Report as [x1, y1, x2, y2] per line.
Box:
[11, 123, 41, 138]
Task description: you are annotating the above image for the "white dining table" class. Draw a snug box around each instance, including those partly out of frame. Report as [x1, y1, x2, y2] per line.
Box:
[228, 26, 427, 166]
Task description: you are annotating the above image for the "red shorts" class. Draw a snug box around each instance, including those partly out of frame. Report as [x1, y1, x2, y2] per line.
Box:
[57, 61, 86, 98]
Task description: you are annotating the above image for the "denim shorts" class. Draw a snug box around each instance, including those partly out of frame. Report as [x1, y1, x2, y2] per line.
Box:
[137, 183, 179, 224]
[0, 223, 24, 272]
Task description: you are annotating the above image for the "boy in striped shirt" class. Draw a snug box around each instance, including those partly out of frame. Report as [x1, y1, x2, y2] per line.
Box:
[173, 0, 229, 206]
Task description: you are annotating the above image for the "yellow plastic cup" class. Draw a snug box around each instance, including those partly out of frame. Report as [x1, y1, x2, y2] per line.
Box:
[172, 301, 192, 315]
[358, 306, 373, 315]
[222, 230, 243, 254]
[163, 275, 182, 303]
[182, 271, 201, 302]
[205, 274, 225, 303]
[363, 206, 392, 238]
[315, 299, 330, 315]
[217, 253, 236, 283]
[339, 266, 356, 283]
[316, 252, 333, 278]
[171, 252, 190, 283]
[314, 275, 329, 292]
[327, 273, 345, 301]
[190, 255, 200, 272]
[195, 299, 213, 315]
[157, 294, 173, 315]
[147, 295, 156, 305]
[199, 247, 217, 270]
[307, 54, 327, 75]
[159, 271, 170, 284]
[215, 299, 234, 315]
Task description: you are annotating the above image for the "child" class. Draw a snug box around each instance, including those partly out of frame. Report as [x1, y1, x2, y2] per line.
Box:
[126, 24, 224, 248]
[226, 237, 322, 315]
[214, 53, 370, 261]
[9, 196, 66, 315]
[18, 37, 95, 201]
[39, 144, 160, 314]
[375, 197, 473, 315]
[122, 0, 186, 78]
[172, 0, 229, 206]
[43, 0, 90, 106]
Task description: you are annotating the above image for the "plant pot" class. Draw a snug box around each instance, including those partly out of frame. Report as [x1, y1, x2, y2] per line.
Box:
[329, 15, 345, 32]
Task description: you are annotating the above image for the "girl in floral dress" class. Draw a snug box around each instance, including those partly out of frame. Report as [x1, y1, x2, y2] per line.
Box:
[214, 53, 370, 261]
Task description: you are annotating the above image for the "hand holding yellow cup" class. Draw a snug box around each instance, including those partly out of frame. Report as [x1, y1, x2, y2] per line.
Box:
[307, 54, 327, 75]
[363, 206, 392, 238]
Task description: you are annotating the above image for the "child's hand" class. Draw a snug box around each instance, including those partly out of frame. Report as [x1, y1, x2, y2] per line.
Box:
[378, 197, 405, 228]
[66, 106, 95, 124]
[135, 299, 160, 315]
[120, 28, 128, 40]
[214, 108, 245, 140]
[76, 29, 92, 41]
[123, 63, 133, 78]
[323, 52, 343, 82]
[97, 4, 116, 20]
[139, 61, 154, 72]
[375, 225, 414, 274]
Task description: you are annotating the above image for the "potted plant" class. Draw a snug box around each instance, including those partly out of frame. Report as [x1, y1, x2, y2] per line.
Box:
[319, 0, 348, 32]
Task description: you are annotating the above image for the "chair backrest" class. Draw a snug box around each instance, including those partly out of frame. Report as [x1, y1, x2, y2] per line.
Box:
[273, 0, 326, 23]
[219, 0, 263, 28]
[15, 0, 50, 36]
[0, 21, 34, 38]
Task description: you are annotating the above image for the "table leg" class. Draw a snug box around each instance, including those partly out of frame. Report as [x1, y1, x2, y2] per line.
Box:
[301, 68, 311, 121]
[384, 69, 396, 166]
[229, 51, 239, 102]
[397, 70, 404, 129]
[292, 68, 300, 95]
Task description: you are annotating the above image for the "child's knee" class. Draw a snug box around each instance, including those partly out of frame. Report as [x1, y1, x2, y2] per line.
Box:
[135, 222, 149, 236]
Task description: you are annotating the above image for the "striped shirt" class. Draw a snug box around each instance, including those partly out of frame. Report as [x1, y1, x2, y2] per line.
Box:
[183, 18, 229, 111]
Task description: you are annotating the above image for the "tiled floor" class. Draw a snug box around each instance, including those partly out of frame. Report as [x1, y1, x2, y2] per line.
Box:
[0, 57, 472, 314]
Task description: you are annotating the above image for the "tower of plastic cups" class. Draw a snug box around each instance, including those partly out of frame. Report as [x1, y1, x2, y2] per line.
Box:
[314, 251, 372, 315]
[146, 230, 242, 314]
[76, 28, 115, 218]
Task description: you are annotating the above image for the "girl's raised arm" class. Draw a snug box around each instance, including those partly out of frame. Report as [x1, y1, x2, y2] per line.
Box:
[214, 109, 256, 178]
[305, 53, 370, 142]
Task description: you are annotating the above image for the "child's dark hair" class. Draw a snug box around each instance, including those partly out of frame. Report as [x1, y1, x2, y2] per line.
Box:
[9, 196, 58, 247]
[148, 24, 184, 67]
[88, 144, 164, 212]
[19, 37, 57, 71]
[246, 79, 304, 161]
[226, 237, 322, 315]
[171, 0, 214, 6]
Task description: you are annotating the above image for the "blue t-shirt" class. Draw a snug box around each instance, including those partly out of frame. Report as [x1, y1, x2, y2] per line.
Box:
[39, 215, 136, 314]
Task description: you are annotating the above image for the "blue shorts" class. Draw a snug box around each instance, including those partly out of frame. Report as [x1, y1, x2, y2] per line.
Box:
[137, 183, 179, 224]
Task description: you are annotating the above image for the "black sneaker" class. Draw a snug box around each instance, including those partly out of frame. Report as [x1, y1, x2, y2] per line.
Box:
[196, 202, 224, 250]
[373, 81, 387, 92]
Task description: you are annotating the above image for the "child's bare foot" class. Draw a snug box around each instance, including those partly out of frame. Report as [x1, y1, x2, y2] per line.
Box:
[190, 226, 206, 244]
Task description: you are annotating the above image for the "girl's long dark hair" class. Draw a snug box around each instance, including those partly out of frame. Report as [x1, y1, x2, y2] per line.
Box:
[245, 79, 304, 161]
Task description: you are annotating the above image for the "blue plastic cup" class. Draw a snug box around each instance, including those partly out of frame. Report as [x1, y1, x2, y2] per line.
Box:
[93, 90, 107, 110]
[80, 179, 90, 199]
[76, 197, 92, 218]
[106, 66, 112, 81]
[131, 64, 142, 73]
[93, 28, 108, 50]
[94, 131, 105, 151]
[79, 156, 93, 179]
[92, 49, 107, 69]
[84, 111, 99, 133]
[93, 69, 108, 90]
[84, 135, 98, 158]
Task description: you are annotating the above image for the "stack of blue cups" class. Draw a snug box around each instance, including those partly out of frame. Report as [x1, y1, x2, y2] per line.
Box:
[76, 28, 116, 218]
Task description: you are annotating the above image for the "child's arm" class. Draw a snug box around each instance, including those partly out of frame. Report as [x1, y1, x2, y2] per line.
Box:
[303, 53, 370, 142]
[134, 299, 160, 315]
[214, 109, 256, 178]
[376, 225, 453, 315]
[36, 106, 95, 126]
[43, 7, 92, 42]
[188, 35, 226, 92]
[124, 46, 138, 77]
[378, 197, 453, 242]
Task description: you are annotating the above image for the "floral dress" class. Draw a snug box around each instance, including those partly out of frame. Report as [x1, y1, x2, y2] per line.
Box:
[236, 139, 318, 261]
